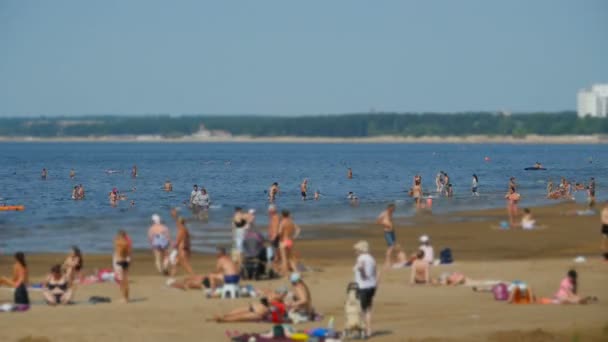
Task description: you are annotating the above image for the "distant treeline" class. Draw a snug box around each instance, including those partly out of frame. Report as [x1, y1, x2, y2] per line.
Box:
[1, 112, 607, 137]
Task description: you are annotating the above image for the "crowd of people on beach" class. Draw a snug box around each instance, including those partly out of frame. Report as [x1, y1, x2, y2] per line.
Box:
[1, 163, 606, 341]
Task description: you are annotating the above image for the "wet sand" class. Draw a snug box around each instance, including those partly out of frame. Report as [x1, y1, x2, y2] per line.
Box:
[1, 202, 607, 341]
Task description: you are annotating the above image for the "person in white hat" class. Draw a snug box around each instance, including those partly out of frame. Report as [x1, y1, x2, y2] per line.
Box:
[353, 240, 377, 339]
[147, 214, 171, 274]
[418, 235, 434, 264]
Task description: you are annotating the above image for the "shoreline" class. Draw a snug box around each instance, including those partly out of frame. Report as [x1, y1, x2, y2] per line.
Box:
[0, 134, 607, 144]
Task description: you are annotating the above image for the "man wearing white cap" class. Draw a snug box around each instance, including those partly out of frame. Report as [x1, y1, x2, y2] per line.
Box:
[147, 214, 171, 274]
[419, 235, 434, 264]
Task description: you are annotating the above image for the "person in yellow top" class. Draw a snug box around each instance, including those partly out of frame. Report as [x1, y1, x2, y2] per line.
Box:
[0, 252, 30, 305]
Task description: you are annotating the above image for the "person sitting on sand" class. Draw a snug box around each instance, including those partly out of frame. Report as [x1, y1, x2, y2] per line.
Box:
[209, 287, 288, 323]
[0, 252, 29, 305]
[419, 235, 434, 264]
[386, 244, 409, 269]
[62, 246, 83, 283]
[520, 208, 536, 230]
[207, 246, 240, 292]
[551, 270, 597, 304]
[286, 273, 313, 322]
[43, 264, 73, 306]
[410, 250, 430, 285]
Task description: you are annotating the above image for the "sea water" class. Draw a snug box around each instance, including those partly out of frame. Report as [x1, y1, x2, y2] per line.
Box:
[0, 142, 605, 253]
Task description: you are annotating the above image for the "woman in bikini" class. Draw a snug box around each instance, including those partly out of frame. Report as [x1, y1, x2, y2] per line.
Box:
[43, 264, 73, 305]
[114, 230, 131, 303]
[62, 246, 83, 283]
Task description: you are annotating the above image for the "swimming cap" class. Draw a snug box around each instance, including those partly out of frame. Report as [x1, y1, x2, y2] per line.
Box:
[151, 214, 161, 224]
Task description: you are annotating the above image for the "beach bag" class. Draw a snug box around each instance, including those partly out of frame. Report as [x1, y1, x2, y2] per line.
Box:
[439, 248, 453, 264]
[492, 283, 509, 301]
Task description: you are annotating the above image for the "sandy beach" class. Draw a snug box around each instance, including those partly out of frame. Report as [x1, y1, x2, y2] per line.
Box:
[1, 202, 607, 342]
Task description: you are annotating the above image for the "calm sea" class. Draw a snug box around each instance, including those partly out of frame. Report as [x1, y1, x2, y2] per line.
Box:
[0, 142, 604, 253]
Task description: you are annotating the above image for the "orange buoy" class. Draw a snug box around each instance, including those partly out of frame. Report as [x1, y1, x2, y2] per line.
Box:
[0, 205, 25, 211]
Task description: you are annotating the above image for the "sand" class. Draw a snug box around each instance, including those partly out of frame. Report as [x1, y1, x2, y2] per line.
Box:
[1, 202, 607, 342]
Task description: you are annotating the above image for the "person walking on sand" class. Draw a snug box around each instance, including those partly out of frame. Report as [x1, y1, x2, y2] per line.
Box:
[300, 179, 308, 200]
[601, 201, 608, 252]
[148, 214, 171, 275]
[278, 210, 301, 275]
[353, 241, 377, 339]
[114, 230, 131, 303]
[377, 204, 396, 254]
[171, 208, 194, 276]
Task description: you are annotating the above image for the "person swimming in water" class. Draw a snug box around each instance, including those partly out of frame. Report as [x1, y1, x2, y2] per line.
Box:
[69, 169, 75, 179]
[314, 190, 320, 201]
[269, 182, 280, 202]
[164, 180, 173, 192]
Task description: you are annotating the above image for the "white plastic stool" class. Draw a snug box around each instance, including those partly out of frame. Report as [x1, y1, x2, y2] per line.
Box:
[221, 284, 240, 299]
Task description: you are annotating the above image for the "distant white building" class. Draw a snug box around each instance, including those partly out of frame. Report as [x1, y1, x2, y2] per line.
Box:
[577, 84, 608, 117]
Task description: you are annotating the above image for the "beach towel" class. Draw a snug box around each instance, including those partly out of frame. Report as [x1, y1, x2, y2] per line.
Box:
[230, 334, 338, 342]
[0, 303, 29, 312]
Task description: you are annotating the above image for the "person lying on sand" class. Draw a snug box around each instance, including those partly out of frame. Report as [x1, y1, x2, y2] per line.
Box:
[208, 287, 288, 323]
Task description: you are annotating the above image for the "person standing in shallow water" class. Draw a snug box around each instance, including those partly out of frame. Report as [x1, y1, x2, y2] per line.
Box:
[300, 179, 308, 200]
[131, 165, 137, 178]
[472, 174, 479, 196]
[347, 168, 353, 179]
[41, 168, 47, 180]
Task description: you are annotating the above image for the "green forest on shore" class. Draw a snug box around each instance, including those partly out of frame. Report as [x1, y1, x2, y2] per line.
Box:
[1, 112, 607, 137]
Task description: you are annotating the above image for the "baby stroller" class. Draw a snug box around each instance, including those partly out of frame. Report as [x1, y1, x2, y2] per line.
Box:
[241, 230, 267, 280]
[343, 282, 365, 340]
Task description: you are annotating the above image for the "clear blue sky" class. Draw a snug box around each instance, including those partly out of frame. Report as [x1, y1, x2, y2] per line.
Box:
[1, 0, 606, 117]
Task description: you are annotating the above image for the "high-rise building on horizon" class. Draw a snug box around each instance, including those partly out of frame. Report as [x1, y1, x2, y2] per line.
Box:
[577, 84, 608, 118]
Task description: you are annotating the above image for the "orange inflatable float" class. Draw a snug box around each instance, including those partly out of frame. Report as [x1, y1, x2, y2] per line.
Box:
[0, 205, 25, 211]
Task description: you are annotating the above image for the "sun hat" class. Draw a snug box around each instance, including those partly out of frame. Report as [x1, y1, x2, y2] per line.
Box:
[419, 235, 429, 243]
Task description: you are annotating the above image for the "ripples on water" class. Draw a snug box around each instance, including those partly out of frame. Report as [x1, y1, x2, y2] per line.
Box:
[0, 142, 604, 253]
